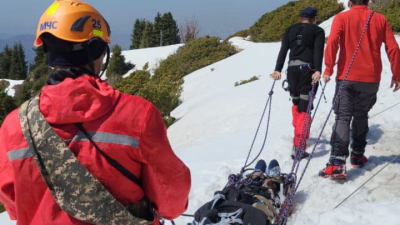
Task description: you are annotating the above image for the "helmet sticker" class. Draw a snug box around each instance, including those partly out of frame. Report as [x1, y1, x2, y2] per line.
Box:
[47, 2, 60, 16]
[93, 30, 104, 38]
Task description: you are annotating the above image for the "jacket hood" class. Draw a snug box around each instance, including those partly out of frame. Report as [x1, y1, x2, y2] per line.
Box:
[39, 75, 120, 124]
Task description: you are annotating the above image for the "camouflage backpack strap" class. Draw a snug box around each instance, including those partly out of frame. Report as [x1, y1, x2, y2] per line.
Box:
[19, 95, 154, 225]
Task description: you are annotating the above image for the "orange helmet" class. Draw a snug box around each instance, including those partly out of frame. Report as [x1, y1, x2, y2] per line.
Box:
[34, 0, 111, 47]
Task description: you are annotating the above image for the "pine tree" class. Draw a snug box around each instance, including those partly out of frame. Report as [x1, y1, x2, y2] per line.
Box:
[107, 44, 134, 84]
[16, 42, 28, 80]
[139, 21, 153, 48]
[31, 46, 47, 72]
[152, 12, 163, 46]
[0, 45, 12, 79]
[130, 19, 146, 50]
[7, 45, 18, 80]
[7, 43, 27, 80]
[161, 12, 181, 45]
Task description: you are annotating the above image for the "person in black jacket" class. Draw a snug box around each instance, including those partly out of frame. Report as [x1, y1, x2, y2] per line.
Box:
[271, 7, 325, 160]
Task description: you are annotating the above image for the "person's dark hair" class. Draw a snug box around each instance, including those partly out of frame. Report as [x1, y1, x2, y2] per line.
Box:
[350, 0, 369, 5]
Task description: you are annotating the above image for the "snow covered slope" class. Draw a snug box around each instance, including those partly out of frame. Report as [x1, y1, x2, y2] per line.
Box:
[0, 79, 24, 97]
[169, 31, 400, 225]
[120, 44, 183, 78]
[319, 0, 349, 37]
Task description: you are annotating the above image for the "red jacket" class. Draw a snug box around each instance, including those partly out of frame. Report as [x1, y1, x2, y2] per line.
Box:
[0, 75, 191, 225]
[324, 5, 400, 82]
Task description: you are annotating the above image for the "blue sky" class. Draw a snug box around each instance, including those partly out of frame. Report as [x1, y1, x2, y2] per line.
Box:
[0, 0, 291, 49]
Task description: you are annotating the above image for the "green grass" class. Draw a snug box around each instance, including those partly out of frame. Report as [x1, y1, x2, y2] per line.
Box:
[234, 76, 259, 87]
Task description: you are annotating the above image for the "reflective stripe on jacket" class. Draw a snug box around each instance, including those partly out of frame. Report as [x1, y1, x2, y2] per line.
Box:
[0, 75, 191, 225]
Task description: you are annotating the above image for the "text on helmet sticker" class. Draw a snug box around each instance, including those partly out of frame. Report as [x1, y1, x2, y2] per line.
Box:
[40, 21, 58, 31]
[92, 19, 102, 30]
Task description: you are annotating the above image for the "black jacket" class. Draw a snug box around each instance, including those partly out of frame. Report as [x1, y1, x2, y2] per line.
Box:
[275, 23, 325, 72]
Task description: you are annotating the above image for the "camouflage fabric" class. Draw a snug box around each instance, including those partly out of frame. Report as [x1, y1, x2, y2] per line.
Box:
[19, 95, 154, 225]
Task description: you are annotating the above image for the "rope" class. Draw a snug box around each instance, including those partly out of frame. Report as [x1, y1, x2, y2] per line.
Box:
[276, 11, 375, 225]
[334, 154, 400, 209]
[242, 80, 276, 170]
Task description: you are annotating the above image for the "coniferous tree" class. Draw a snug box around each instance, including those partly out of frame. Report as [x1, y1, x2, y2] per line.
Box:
[7, 45, 18, 80]
[161, 12, 180, 45]
[13, 46, 49, 106]
[0, 45, 12, 79]
[8, 43, 27, 80]
[139, 21, 153, 48]
[130, 19, 146, 50]
[131, 12, 180, 49]
[0, 82, 16, 124]
[107, 44, 134, 84]
[152, 12, 163, 46]
[16, 42, 28, 80]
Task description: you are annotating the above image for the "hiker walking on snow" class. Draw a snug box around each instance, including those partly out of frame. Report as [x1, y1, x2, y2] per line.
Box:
[0, 1, 190, 224]
[319, 0, 400, 179]
[271, 7, 325, 160]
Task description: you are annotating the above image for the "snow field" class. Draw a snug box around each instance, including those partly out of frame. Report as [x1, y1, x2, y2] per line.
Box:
[171, 35, 400, 225]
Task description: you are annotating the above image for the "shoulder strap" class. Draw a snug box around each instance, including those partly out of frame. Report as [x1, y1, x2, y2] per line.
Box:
[75, 123, 142, 186]
[19, 95, 153, 225]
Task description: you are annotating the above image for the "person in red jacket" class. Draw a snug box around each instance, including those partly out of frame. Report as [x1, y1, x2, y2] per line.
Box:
[319, 0, 400, 179]
[0, 1, 191, 224]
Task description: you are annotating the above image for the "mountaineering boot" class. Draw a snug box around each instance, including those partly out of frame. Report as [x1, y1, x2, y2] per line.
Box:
[350, 153, 368, 168]
[267, 159, 280, 178]
[291, 146, 310, 160]
[255, 159, 267, 173]
[319, 159, 346, 179]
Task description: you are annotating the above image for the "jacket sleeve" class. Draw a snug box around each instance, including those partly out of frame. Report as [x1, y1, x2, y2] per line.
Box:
[0, 124, 17, 220]
[274, 28, 290, 72]
[324, 15, 342, 76]
[138, 103, 191, 220]
[383, 19, 400, 81]
[314, 28, 326, 72]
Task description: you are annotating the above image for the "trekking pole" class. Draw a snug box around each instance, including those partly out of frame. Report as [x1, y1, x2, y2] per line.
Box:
[369, 101, 400, 119]
[334, 154, 400, 209]
[319, 80, 327, 103]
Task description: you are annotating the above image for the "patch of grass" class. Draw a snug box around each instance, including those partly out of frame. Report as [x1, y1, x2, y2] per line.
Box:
[235, 76, 259, 87]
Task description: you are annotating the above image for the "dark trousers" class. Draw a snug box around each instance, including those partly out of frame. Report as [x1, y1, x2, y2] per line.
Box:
[330, 81, 379, 161]
[287, 65, 318, 112]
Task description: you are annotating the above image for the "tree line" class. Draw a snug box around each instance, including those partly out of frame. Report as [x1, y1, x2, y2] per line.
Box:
[0, 42, 28, 80]
[130, 12, 181, 49]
